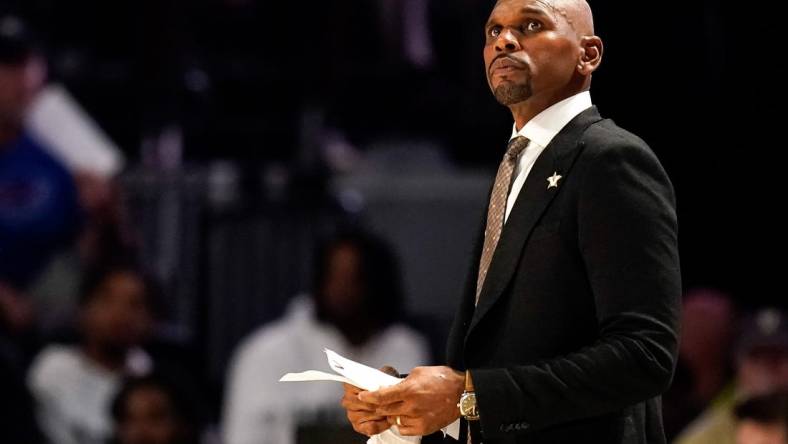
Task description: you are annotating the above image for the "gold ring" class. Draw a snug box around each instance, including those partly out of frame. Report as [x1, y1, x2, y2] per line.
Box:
[396, 416, 402, 426]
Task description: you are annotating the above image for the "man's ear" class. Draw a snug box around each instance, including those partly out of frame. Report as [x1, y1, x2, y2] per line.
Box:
[577, 36, 603, 75]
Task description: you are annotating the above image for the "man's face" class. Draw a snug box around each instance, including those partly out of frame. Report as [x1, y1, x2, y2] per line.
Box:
[82, 271, 152, 350]
[321, 243, 365, 321]
[483, 0, 581, 106]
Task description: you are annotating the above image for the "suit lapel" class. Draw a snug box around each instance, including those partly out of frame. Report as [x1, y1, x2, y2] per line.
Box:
[464, 107, 604, 342]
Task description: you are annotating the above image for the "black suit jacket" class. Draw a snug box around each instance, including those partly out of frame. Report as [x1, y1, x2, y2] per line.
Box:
[428, 107, 681, 444]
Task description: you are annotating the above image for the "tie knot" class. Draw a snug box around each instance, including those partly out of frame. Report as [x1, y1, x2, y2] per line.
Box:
[506, 136, 529, 161]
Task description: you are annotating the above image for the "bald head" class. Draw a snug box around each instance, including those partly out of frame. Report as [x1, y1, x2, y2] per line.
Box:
[496, 0, 594, 38]
[551, 0, 594, 36]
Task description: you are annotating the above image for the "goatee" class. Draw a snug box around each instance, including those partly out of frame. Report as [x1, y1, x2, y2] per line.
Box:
[493, 81, 533, 105]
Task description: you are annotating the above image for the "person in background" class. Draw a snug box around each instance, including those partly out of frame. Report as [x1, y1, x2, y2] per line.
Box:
[734, 391, 788, 444]
[0, 14, 81, 367]
[28, 170, 136, 336]
[663, 289, 737, 439]
[27, 262, 155, 444]
[110, 373, 204, 444]
[222, 230, 430, 444]
[676, 308, 788, 444]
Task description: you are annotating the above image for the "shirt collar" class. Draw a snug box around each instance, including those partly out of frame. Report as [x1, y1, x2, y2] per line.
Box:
[510, 91, 593, 147]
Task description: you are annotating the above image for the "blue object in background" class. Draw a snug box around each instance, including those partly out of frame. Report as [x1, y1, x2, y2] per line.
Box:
[0, 131, 81, 289]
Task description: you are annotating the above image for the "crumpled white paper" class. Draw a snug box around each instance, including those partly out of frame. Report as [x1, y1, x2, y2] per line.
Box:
[280, 349, 460, 443]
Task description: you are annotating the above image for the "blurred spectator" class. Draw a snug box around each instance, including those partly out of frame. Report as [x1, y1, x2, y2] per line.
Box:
[663, 289, 737, 438]
[27, 263, 155, 444]
[733, 391, 788, 444]
[1, 15, 137, 342]
[110, 373, 204, 444]
[676, 308, 788, 444]
[0, 14, 81, 365]
[0, 14, 81, 290]
[28, 171, 136, 335]
[222, 230, 430, 444]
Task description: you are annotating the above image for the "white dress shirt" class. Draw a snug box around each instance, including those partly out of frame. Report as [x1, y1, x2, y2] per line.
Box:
[504, 91, 593, 223]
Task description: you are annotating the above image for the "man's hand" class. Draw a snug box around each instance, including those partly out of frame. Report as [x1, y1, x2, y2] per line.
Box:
[341, 383, 391, 436]
[340, 366, 401, 437]
[359, 366, 465, 436]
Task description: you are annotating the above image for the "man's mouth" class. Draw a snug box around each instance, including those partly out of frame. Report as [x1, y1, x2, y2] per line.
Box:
[490, 56, 527, 75]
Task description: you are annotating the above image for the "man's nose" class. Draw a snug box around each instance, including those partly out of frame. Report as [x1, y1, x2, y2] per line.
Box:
[495, 29, 521, 52]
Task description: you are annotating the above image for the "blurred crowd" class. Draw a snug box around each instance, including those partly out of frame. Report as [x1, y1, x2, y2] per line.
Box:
[1, 6, 786, 444]
[2, 16, 429, 444]
[664, 291, 788, 444]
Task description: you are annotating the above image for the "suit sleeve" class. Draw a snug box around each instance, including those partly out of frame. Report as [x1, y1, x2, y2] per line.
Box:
[469, 139, 681, 437]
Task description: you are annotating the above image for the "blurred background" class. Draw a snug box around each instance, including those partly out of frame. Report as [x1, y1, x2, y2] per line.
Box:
[1, 0, 785, 443]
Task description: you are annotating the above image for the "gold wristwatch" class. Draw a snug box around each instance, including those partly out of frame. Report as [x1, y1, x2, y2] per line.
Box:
[458, 370, 480, 421]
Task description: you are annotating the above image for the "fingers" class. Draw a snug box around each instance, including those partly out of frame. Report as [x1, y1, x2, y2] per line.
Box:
[358, 384, 406, 405]
[347, 412, 390, 437]
[341, 390, 379, 413]
[342, 384, 378, 411]
[386, 415, 411, 427]
[348, 410, 386, 424]
[373, 401, 407, 417]
[387, 415, 426, 437]
[342, 385, 390, 436]
[342, 383, 364, 400]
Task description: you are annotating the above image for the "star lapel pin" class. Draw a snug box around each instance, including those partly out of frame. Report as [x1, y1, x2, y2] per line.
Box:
[547, 172, 562, 189]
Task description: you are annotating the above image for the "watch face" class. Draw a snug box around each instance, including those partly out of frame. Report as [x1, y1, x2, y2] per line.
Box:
[460, 393, 477, 416]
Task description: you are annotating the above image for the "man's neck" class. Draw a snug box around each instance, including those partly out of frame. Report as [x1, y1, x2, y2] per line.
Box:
[510, 89, 586, 131]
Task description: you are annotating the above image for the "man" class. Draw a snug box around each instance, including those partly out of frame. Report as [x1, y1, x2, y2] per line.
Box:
[223, 231, 429, 444]
[28, 263, 155, 444]
[1, 14, 82, 383]
[340, 0, 681, 443]
[0, 15, 81, 291]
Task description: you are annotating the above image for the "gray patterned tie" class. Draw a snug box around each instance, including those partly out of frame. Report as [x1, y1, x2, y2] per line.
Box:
[467, 136, 528, 444]
[475, 136, 530, 304]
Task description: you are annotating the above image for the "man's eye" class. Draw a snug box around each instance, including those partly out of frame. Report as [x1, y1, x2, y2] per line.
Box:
[489, 27, 501, 38]
[524, 20, 542, 32]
